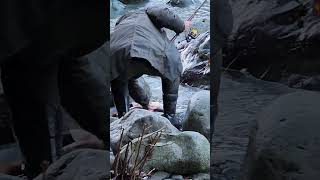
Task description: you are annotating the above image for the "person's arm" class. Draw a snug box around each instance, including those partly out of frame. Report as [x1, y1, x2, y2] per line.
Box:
[146, 7, 185, 34]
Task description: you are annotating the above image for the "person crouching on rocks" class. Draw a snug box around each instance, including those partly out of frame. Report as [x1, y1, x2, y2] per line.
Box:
[110, 7, 191, 130]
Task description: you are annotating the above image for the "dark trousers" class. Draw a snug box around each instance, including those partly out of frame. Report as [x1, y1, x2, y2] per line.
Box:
[1, 46, 108, 178]
[210, 49, 222, 140]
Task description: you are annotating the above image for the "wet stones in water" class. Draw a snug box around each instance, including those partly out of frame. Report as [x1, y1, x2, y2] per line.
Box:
[251, 91, 320, 180]
[183, 90, 210, 139]
[181, 62, 210, 89]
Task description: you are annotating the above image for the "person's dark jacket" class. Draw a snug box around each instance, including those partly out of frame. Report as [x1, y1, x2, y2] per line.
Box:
[110, 7, 185, 126]
[110, 7, 184, 81]
[0, 0, 108, 63]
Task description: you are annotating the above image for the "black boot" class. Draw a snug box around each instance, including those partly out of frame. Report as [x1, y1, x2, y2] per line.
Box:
[163, 93, 182, 131]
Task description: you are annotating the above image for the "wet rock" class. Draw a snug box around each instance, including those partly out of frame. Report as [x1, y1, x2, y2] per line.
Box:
[179, 32, 210, 88]
[110, 109, 179, 151]
[211, 135, 254, 180]
[300, 75, 320, 91]
[167, 0, 199, 7]
[150, 171, 170, 180]
[170, 175, 183, 179]
[119, 0, 147, 5]
[0, 174, 24, 180]
[183, 90, 210, 139]
[110, 117, 118, 123]
[126, 131, 210, 175]
[192, 173, 210, 180]
[226, 0, 320, 80]
[35, 149, 109, 180]
[252, 91, 320, 180]
[287, 74, 320, 91]
[110, 0, 125, 19]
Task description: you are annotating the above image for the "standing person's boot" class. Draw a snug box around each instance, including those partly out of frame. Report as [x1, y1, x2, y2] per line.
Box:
[163, 93, 181, 130]
[162, 77, 181, 130]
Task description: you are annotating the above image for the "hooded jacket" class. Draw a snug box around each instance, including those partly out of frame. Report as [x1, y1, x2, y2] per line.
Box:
[110, 7, 184, 81]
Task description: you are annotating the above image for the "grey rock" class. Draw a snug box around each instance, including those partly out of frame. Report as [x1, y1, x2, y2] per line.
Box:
[126, 131, 210, 175]
[35, 149, 109, 180]
[183, 90, 210, 139]
[192, 173, 210, 180]
[170, 175, 183, 180]
[110, 117, 118, 123]
[252, 91, 320, 180]
[226, 0, 320, 79]
[168, 0, 200, 7]
[110, 109, 179, 151]
[211, 135, 254, 180]
[149, 171, 170, 180]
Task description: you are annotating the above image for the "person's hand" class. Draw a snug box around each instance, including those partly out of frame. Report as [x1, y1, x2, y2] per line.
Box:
[184, 20, 192, 31]
[130, 102, 163, 112]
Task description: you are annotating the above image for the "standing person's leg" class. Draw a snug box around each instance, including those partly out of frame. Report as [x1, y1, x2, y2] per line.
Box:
[211, 49, 222, 140]
[58, 55, 109, 148]
[1, 50, 61, 179]
[111, 76, 130, 118]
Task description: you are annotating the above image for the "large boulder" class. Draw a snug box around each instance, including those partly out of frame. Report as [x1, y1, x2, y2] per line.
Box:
[225, 0, 320, 80]
[250, 91, 320, 180]
[182, 90, 210, 139]
[125, 131, 210, 175]
[110, 109, 179, 151]
[35, 149, 109, 180]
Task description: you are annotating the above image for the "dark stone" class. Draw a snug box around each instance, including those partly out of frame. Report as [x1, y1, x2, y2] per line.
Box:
[225, 0, 320, 81]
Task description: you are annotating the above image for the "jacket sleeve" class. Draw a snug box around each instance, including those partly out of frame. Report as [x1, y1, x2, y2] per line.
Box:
[146, 7, 185, 34]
